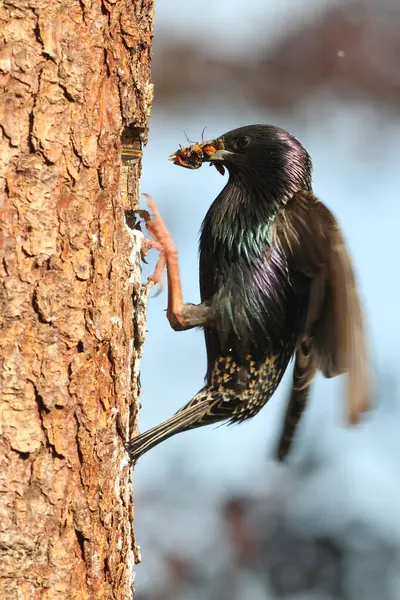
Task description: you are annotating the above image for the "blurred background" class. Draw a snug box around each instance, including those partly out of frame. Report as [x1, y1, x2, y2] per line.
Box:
[134, 1, 400, 598]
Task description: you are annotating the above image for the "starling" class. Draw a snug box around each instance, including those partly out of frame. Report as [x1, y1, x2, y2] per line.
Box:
[127, 124, 370, 464]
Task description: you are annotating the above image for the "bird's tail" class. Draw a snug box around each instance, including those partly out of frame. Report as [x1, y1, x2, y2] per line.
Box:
[126, 391, 226, 464]
[276, 338, 317, 461]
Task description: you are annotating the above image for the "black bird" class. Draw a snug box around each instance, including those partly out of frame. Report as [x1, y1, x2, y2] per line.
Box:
[127, 124, 370, 463]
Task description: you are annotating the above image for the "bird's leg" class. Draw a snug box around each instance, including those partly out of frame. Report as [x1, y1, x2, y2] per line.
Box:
[142, 194, 214, 331]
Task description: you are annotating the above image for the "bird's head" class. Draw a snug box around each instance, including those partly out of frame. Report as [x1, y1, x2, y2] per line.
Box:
[205, 124, 313, 199]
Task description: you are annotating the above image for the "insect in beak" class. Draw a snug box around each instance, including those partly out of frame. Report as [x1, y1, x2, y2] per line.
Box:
[169, 138, 226, 175]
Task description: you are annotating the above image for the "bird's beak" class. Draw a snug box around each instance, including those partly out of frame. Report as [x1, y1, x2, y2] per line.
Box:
[203, 148, 234, 162]
[201, 138, 232, 162]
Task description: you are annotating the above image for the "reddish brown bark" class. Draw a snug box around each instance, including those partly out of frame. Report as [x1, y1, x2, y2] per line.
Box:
[0, 0, 154, 597]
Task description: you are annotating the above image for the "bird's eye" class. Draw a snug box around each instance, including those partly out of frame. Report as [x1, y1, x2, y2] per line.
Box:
[235, 135, 251, 150]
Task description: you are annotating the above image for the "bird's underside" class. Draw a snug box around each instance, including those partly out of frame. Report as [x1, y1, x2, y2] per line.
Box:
[126, 347, 292, 461]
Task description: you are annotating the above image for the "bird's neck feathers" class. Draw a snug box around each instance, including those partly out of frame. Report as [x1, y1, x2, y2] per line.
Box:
[218, 173, 282, 224]
[202, 170, 307, 256]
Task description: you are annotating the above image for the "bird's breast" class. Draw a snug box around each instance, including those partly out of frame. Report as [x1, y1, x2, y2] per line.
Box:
[202, 234, 307, 355]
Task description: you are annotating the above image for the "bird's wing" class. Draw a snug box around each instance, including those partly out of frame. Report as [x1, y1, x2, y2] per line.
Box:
[271, 190, 370, 425]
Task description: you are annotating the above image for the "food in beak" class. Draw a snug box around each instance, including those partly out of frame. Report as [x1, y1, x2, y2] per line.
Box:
[168, 138, 225, 175]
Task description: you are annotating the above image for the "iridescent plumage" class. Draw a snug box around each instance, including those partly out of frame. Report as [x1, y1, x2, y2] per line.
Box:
[127, 125, 370, 464]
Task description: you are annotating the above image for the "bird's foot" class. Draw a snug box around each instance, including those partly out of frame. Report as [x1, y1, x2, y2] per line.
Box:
[140, 194, 187, 329]
[141, 238, 166, 290]
[141, 237, 162, 257]
[135, 205, 167, 290]
[141, 194, 178, 259]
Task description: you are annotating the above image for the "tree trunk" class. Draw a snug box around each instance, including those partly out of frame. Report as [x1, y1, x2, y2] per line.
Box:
[0, 0, 154, 597]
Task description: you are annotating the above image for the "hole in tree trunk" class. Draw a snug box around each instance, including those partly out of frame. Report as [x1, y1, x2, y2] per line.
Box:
[121, 124, 145, 164]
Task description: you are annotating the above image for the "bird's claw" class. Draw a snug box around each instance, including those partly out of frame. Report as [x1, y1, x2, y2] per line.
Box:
[136, 194, 178, 296]
[147, 253, 166, 295]
[135, 202, 167, 291]
[141, 237, 163, 258]
[141, 194, 178, 258]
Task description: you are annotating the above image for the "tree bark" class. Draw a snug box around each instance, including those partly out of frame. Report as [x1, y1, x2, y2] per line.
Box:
[0, 0, 154, 597]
